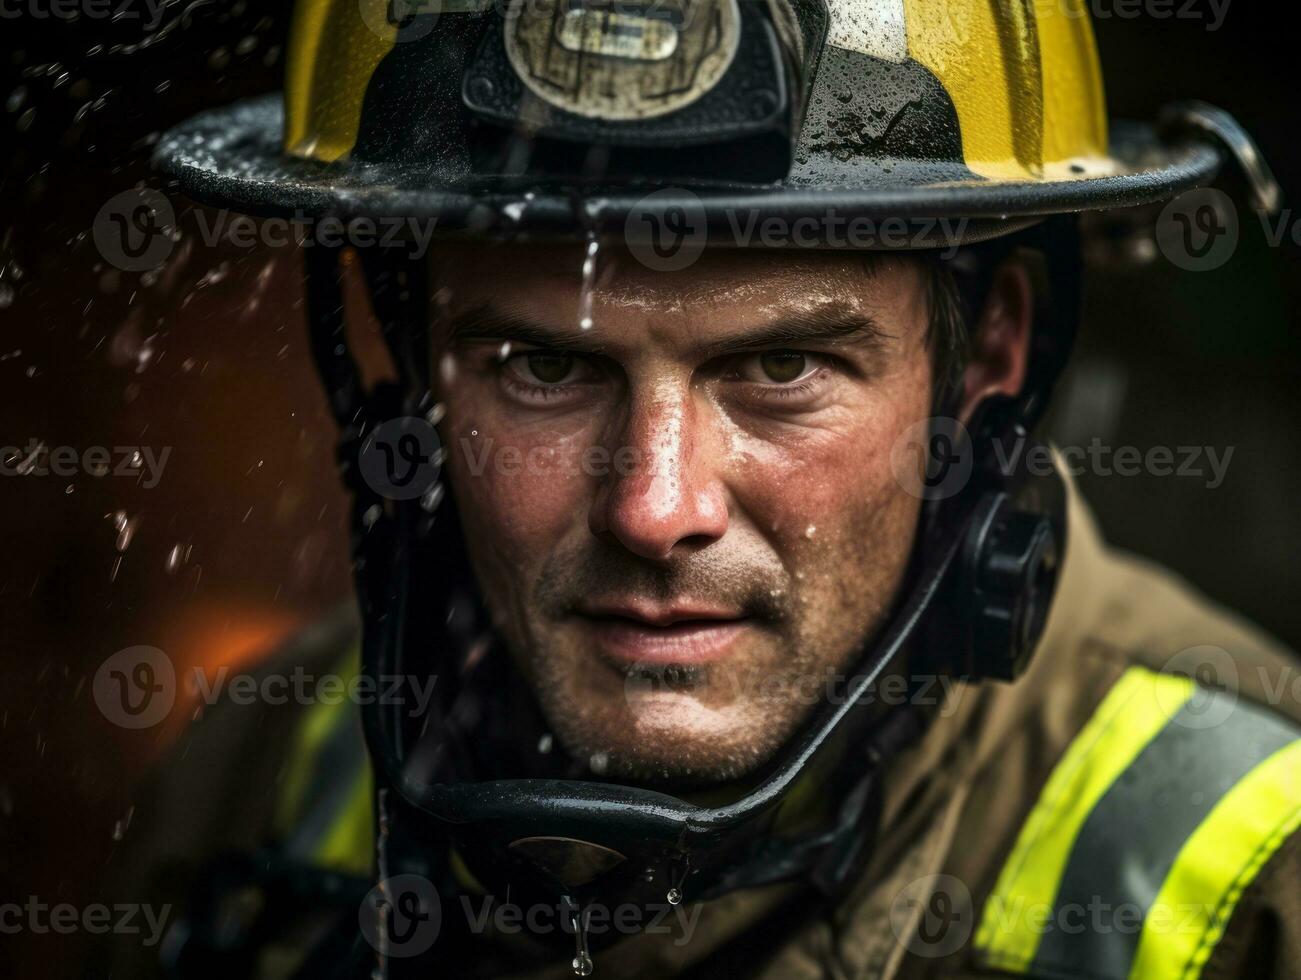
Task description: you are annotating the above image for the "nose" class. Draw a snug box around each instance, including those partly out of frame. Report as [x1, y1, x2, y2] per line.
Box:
[589, 387, 729, 561]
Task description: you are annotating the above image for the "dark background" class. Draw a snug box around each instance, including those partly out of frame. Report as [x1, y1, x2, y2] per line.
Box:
[2, 3, 1298, 976]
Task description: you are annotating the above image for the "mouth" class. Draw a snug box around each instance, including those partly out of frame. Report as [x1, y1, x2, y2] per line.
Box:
[573, 601, 753, 668]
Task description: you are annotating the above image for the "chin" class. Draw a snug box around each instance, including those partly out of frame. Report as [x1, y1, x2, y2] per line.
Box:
[554, 693, 788, 787]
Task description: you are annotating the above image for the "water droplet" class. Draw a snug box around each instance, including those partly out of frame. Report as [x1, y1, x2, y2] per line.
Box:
[537, 733, 553, 754]
[666, 888, 682, 906]
[439, 352, 458, 386]
[165, 543, 183, 574]
[419, 483, 444, 513]
[577, 233, 600, 331]
[14, 442, 42, 475]
[571, 954, 593, 976]
[114, 513, 139, 552]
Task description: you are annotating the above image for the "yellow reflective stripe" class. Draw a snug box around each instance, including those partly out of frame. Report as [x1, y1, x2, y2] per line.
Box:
[313, 761, 374, 875]
[974, 668, 1196, 970]
[275, 671, 355, 836]
[1127, 739, 1301, 980]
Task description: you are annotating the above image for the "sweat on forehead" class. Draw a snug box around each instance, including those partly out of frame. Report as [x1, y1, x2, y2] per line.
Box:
[427, 242, 916, 315]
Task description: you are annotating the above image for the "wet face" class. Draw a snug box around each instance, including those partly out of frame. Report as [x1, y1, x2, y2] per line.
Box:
[429, 244, 1018, 785]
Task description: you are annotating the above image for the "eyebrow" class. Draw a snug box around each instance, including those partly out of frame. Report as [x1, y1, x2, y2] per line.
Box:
[441, 302, 892, 359]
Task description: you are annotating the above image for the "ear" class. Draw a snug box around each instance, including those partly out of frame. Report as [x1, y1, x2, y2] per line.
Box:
[956, 259, 1033, 427]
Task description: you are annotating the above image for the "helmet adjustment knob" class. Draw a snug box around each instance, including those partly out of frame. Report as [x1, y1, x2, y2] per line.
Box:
[961, 493, 1062, 682]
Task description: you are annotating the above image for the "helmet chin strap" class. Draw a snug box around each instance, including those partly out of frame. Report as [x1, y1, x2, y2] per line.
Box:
[302, 222, 1077, 975]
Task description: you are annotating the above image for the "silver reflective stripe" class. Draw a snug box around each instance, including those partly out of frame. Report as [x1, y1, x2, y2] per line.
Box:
[1030, 694, 1299, 979]
[825, 0, 907, 62]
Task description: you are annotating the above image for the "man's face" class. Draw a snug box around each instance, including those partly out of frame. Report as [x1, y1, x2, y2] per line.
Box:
[431, 244, 935, 784]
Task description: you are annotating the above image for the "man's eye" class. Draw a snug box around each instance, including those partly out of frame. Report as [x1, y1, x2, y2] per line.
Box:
[738, 350, 815, 384]
[514, 352, 577, 384]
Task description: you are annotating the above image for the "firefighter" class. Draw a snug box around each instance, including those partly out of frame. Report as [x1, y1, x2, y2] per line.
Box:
[106, 1, 1300, 978]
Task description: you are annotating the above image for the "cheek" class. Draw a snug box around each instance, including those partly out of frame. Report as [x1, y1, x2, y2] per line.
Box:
[442, 411, 595, 571]
[726, 370, 932, 551]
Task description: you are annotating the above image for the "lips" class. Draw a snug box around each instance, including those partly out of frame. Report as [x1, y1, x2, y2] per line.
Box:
[574, 600, 752, 667]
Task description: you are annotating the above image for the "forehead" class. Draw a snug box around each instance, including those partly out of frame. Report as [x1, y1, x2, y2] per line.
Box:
[428, 243, 926, 328]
